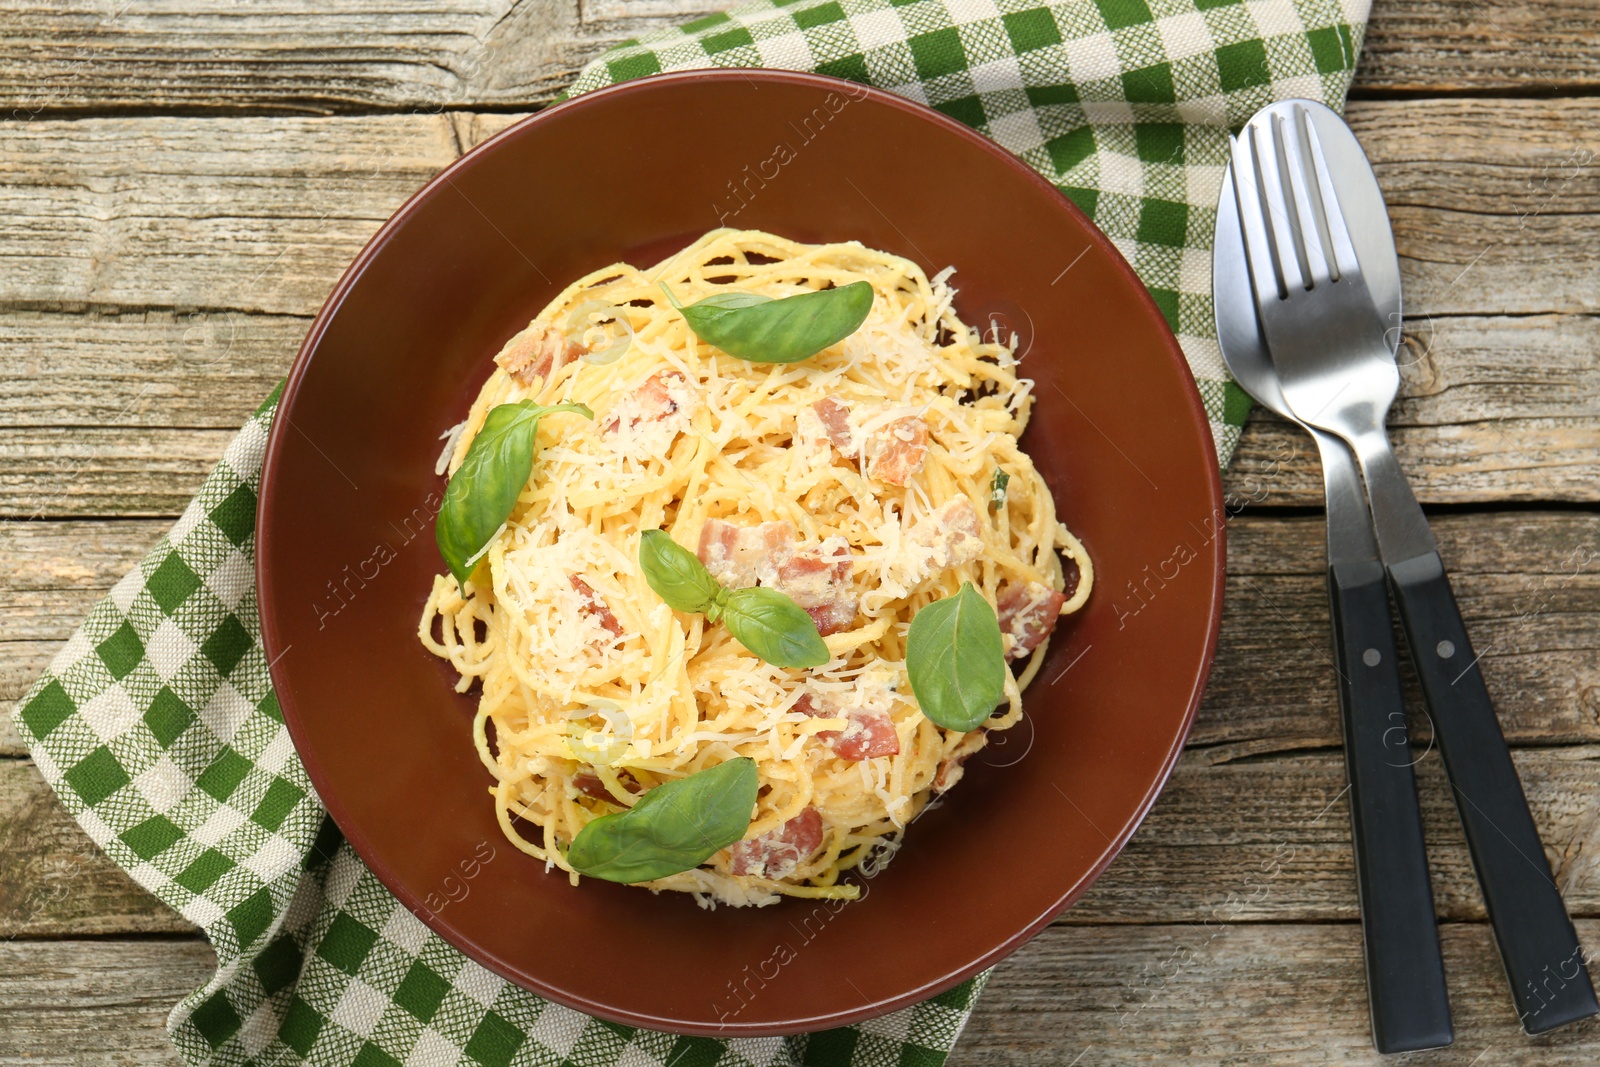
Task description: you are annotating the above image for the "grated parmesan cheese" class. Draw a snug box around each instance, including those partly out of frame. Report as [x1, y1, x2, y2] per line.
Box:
[418, 229, 1092, 906]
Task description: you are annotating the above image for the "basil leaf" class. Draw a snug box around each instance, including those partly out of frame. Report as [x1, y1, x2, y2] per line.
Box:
[906, 582, 1007, 731]
[435, 401, 593, 587]
[717, 586, 830, 669]
[664, 280, 873, 364]
[568, 757, 759, 883]
[675, 290, 770, 312]
[638, 530, 722, 614]
[989, 468, 1010, 511]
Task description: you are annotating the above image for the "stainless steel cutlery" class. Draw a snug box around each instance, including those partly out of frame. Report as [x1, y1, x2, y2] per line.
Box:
[1214, 129, 1449, 1052]
[1215, 98, 1597, 1047]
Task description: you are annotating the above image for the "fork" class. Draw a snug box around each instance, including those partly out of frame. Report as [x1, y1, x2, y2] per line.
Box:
[1215, 141, 1451, 1052]
[1230, 102, 1598, 1034]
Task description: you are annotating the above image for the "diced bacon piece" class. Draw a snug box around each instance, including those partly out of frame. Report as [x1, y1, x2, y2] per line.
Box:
[633, 371, 680, 422]
[775, 536, 856, 635]
[833, 713, 899, 761]
[601, 371, 701, 461]
[496, 321, 580, 387]
[573, 770, 640, 801]
[894, 499, 985, 588]
[601, 370, 690, 432]
[798, 400, 929, 486]
[697, 518, 797, 589]
[794, 690, 900, 762]
[927, 498, 983, 550]
[997, 580, 1069, 660]
[810, 397, 856, 454]
[861, 416, 928, 486]
[697, 519, 857, 631]
[728, 808, 824, 879]
[569, 576, 622, 640]
[803, 600, 856, 637]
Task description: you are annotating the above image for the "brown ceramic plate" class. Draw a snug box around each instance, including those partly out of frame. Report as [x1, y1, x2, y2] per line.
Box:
[258, 69, 1224, 1036]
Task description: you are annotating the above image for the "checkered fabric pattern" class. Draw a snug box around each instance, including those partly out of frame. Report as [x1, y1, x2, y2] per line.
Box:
[566, 0, 1371, 466]
[18, 2, 1369, 1064]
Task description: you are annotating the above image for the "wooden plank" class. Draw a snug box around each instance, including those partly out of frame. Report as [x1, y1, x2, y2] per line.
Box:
[0, 643, 54, 757]
[0, 515, 1588, 934]
[1077, 745, 1600, 925]
[9, 310, 1599, 514]
[0, 101, 1594, 319]
[0, 103, 1594, 509]
[0, 310, 303, 428]
[1226, 415, 1600, 507]
[0, 0, 1595, 116]
[2, 511, 1595, 753]
[954, 920, 1600, 1065]
[0, 518, 165, 755]
[1357, 0, 1600, 95]
[0, 515, 1591, 933]
[1, 313, 1596, 513]
[0, 113, 458, 318]
[0, 0, 609, 115]
[0, 760, 193, 937]
[1351, 99, 1600, 221]
[0, 938, 208, 1067]
[0, 428, 235, 518]
[1349, 98, 1600, 319]
[1225, 306, 1600, 504]
[2, 739, 1597, 936]
[1193, 512, 1600, 752]
[2, 924, 1597, 1066]
[0, 520, 165, 643]
[0, 516, 165, 752]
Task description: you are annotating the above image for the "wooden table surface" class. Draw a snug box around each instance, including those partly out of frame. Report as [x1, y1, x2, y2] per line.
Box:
[3, 1, 1599, 1063]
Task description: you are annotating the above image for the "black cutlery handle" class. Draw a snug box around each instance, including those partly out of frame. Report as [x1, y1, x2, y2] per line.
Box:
[1330, 558, 1454, 1052]
[1389, 550, 1598, 1034]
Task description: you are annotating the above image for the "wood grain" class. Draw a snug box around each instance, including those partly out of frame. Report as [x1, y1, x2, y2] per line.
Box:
[0, 113, 456, 317]
[0, 428, 236, 518]
[1357, 0, 1600, 95]
[1, 519, 167, 643]
[4, 511, 1595, 754]
[1090, 745, 1600, 925]
[0, 938, 209, 1067]
[953, 920, 1600, 1065]
[2, 311, 1598, 511]
[0, 644, 52, 757]
[0, 100, 1594, 319]
[3, 311, 1598, 512]
[0, 760, 192, 937]
[0, 923, 1595, 1066]
[0, 519, 165, 754]
[0, 0, 1597, 117]
[4, 8, 1600, 1060]
[2, 737, 1598, 935]
[1195, 512, 1600, 753]
[0, 101, 1594, 513]
[0, 310, 306, 428]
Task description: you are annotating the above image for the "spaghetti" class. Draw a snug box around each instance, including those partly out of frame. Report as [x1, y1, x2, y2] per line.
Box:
[419, 229, 1091, 907]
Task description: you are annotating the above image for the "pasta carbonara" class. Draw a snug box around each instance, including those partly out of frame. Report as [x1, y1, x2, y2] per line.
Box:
[419, 229, 1091, 907]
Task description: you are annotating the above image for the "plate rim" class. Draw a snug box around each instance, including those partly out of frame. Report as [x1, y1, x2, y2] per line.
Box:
[256, 67, 1226, 1035]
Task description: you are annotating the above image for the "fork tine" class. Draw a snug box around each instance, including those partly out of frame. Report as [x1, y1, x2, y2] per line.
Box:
[1299, 108, 1363, 282]
[1250, 116, 1308, 293]
[1229, 128, 1285, 303]
[1278, 105, 1333, 286]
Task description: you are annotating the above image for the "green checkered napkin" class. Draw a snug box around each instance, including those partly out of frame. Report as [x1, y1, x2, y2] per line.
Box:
[18, 1, 1368, 1063]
